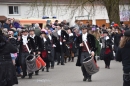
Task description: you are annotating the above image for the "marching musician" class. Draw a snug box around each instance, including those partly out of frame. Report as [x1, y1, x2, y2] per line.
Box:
[76, 25, 96, 82]
[54, 25, 69, 65]
[29, 28, 42, 75]
[100, 30, 113, 69]
[47, 29, 57, 69]
[17, 29, 34, 79]
[66, 27, 75, 62]
[40, 31, 52, 72]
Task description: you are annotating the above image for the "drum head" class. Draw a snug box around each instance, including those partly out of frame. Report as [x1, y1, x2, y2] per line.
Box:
[26, 54, 35, 61]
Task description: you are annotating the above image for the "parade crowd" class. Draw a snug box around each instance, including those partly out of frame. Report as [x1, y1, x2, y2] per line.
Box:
[0, 18, 130, 86]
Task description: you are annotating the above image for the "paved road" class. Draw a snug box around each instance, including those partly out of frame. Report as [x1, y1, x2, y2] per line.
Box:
[15, 59, 123, 86]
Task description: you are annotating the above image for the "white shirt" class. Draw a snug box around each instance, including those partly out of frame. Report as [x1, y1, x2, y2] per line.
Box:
[43, 37, 47, 42]
[30, 34, 35, 39]
[57, 29, 61, 36]
[48, 35, 52, 40]
[22, 35, 28, 45]
[82, 32, 88, 42]
[105, 36, 109, 40]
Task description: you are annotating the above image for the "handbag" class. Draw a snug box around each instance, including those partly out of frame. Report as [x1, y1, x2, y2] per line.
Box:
[83, 41, 99, 75]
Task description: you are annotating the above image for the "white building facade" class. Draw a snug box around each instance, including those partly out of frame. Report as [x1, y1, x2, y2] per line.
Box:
[0, 1, 129, 26]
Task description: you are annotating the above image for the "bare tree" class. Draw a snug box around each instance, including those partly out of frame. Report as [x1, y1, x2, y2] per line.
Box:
[29, 0, 129, 25]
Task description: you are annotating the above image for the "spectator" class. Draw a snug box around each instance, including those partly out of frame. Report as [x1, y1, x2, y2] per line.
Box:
[3, 19, 10, 30]
[34, 23, 41, 36]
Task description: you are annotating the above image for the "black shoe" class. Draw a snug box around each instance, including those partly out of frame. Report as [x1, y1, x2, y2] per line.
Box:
[17, 74, 22, 77]
[108, 67, 110, 69]
[57, 63, 60, 65]
[83, 77, 87, 81]
[71, 58, 74, 62]
[61, 63, 65, 65]
[88, 78, 92, 82]
[68, 58, 71, 62]
[35, 73, 39, 75]
[21, 75, 26, 79]
[42, 68, 44, 72]
[65, 58, 67, 63]
[51, 67, 54, 69]
[46, 68, 49, 72]
[29, 76, 32, 79]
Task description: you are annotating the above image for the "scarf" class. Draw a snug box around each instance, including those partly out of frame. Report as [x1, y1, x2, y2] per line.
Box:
[22, 35, 28, 45]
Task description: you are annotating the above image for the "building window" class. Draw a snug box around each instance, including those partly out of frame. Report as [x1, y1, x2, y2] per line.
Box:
[8, 6, 19, 14]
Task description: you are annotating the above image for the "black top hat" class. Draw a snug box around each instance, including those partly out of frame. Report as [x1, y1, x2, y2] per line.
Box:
[124, 30, 130, 37]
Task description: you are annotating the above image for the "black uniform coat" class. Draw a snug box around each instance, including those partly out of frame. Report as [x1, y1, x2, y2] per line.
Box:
[76, 33, 96, 66]
[55, 30, 69, 53]
[100, 36, 113, 60]
[41, 37, 52, 61]
[111, 33, 123, 53]
[116, 40, 130, 73]
[29, 35, 42, 52]
[17, 36, 34, 65]
[18, 36, 34, 53]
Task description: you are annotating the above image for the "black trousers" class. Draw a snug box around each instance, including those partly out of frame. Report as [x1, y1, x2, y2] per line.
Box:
[104, 58, 111, 67]
[80, 52, 91, 79]
[50, 48, 55, 67]
[43, 59, 50, 69]
[57, 52, 64, 64]
[57, 46, 64, 64]
[81, 65, 91, 79]
[20, 52, 33, 76]
[20, 52, 29, 76]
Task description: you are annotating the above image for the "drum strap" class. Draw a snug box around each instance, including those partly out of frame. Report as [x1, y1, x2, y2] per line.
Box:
[83, 41, 91, 54]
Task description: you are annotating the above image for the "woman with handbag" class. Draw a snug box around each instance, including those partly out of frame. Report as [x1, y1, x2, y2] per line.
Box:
[40, 31, 52, 72]
[100, 30, 113, 69]
[0, 29, 18, 86]
[116, 30, 130, 86]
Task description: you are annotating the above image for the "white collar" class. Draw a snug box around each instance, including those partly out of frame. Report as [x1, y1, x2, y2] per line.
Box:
[48, 35, 52, 40]
[83, 32, 88, 36]
[69, 33, 73, 36]
[30, 34, 35, 39]
[22, 35, 28, 38]
[22, 35, 28, 45]
[82, 32, 88, 41]
[105, 36, 109, 40]
[43, 37, 47, 42]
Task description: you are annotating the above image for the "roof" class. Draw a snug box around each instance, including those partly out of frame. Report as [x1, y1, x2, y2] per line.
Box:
[0, 16, 7, 21]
